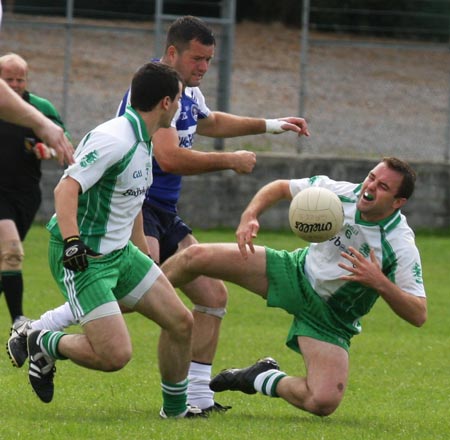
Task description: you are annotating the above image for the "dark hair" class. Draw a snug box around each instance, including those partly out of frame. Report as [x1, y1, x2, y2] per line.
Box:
[383, 157, 416, 199]
[165, 15, 216, 53]
[130, 62, 181, 111]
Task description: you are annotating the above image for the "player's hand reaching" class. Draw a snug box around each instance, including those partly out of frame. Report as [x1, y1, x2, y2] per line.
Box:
[265, 117, 310, 137]
[236, 214, 260, 259]
[63, 236, 102, 272]
[338, 246, 383, 288]
[35, 119, 75, 165]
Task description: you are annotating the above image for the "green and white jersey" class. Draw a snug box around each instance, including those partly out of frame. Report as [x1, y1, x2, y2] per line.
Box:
[289, 176, 425, 329]
[47, 107, 152, 254]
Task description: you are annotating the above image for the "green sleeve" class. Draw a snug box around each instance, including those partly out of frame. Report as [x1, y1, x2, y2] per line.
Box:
[28, 93, 72, 141]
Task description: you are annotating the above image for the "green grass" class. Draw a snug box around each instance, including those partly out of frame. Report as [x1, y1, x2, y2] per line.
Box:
[1, 225, 449, 439]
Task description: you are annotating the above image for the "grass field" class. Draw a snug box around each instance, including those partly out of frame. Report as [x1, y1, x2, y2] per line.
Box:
[1, 225, 449, 440]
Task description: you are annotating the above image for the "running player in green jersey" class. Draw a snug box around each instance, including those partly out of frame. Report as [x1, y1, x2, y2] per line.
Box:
[23, 62, 207, 418]
[161, 157, 427, 416]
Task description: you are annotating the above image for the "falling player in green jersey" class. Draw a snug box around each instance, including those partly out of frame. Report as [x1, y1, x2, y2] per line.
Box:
[161, 156, 427, 416]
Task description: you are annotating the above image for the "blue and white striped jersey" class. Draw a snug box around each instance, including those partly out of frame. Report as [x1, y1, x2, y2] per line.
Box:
[117, 85, 211, 212]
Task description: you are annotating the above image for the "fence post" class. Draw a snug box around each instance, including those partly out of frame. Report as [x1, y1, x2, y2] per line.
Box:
[62, 0, 74, 122]
[298, 0, 310, 154]
[214, 0, 236, 151]
[446, 55, 450, 162]
[154, 0, 164, 58]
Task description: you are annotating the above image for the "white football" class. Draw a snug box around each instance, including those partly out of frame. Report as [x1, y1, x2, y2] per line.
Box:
[288, 187, 344, 242]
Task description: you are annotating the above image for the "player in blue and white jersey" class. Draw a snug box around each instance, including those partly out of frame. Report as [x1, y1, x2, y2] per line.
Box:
[118, 80, 216, 214]
[116, 15, 310, 412]
[161, 157, 427, 416]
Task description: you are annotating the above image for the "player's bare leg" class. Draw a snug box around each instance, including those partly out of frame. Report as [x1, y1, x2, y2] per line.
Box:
[163, 244, 349, 416]
[276, 337, 348, 416]
[24, 314, 132, 403]
[57, 314, 132, 371]
[180, 276, 228, 410]
[162, 239, 270, 411]
[131, 273, 193, 383]
[0, 219, 25, 322]
[210, 338, 347, 416]
[162, 243, 269, 296]
[176, 235, 227, 365]
[181, 277, 225, 363]
[162, 242, 270, 411]
[131, 273, 203, 418]
[172, 234, 230, 411]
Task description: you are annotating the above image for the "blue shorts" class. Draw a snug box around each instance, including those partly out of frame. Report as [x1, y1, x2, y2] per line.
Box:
[142, 202, 192, 263]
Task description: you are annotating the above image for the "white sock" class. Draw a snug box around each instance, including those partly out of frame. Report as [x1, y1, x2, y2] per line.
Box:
[187, 361, 214, 410]
[30, 302, 77, 332]
[254, 369, 287, 397]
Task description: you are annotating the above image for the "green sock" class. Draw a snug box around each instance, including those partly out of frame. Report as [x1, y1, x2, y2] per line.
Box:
[41, 331, 68, 360]
[161, 379, 188, 417]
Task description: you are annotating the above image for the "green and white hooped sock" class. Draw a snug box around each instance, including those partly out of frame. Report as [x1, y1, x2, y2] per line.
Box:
[161, 379, 189, 417]
[254, 369, 287, 397]
[40, 330, 68, 360]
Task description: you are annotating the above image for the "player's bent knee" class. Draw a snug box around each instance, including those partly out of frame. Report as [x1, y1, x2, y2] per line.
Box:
[102, 347, 132, 371]
[210, 279, 228, 304]
[0, 240, 24, 271]
[187, 279, 228, 308]
[170, 307, 194, 338]
[310, 402, 339, 417]
[183, 244, 212, 269]
[308, 394, 342, 416]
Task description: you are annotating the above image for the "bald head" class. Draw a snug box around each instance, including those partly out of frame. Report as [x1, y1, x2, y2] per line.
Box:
[0, 53, 28, 96]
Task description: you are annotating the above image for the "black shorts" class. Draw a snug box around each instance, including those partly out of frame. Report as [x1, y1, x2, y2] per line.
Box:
[0, 187, 41, 240]
[142, 202, 192, 264]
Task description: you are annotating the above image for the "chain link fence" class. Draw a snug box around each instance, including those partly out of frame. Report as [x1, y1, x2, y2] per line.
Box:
[1, 1, 449, 162]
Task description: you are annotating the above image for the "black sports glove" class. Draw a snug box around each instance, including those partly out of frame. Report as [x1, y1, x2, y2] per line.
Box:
[62, 236, 101, 272]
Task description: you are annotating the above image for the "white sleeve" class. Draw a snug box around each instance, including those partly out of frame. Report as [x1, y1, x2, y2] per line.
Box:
[391, 233, 426, 298]
[64, 130, 124, 193]
[289, 176, 356, 199]
[191, 87, 211, 118]
[289, 176, 337, 197]
[170, 101, 181, 128]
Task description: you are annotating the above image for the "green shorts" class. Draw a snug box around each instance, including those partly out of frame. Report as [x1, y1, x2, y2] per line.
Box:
[48, 236, 160, 321]
[265, 247, 354, 352]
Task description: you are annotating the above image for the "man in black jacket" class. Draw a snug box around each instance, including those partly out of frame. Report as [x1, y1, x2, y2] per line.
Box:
[0, 52, 71, 325]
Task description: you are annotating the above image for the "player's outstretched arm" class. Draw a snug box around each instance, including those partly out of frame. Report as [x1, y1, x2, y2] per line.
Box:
[266, 116, 310, 137]
[153, 126, 256, 175]
[197, 111, 310, 138]
[236, 179, 292, 258]
[339, 247, 427, 327]
[34, 119, 74, 166]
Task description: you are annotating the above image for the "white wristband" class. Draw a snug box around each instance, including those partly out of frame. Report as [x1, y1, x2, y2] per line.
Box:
[265, 119, 285, 134]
